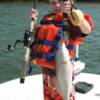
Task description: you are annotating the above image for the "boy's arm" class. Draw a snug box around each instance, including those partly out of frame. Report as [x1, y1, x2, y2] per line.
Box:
[70, 9, 93, 34]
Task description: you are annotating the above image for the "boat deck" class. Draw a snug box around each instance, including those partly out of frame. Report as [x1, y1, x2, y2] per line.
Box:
[0, 73, 100, 100]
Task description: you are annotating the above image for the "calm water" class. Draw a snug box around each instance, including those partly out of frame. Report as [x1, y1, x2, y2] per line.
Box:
[0, 2, 100, 83]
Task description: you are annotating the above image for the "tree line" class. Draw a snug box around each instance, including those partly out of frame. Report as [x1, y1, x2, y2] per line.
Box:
[0, 0, 32, 1]
[0, 0, 100, 2]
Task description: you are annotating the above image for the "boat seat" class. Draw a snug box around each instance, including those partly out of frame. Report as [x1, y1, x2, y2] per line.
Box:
[75, 82, 93, 94]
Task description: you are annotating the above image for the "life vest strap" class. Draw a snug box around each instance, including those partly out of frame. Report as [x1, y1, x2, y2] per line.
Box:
[37, 39, 58, 47]
[40, 19, 63, 27]
[31, 52, 55, 61]
[66, 44, 74, 49]
[42, 67, 56, 76]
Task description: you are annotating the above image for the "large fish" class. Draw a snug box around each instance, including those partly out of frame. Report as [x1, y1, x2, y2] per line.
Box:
[55, 42, 73, 100]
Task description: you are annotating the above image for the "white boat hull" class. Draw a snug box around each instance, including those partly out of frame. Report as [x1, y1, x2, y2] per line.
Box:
[0, 73, 100, 100]
[0, 74, 44, 100]
[75, 73, 100, 100]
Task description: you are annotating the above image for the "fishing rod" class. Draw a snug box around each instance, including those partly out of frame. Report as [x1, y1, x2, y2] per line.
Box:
[19, 0, 38, 83]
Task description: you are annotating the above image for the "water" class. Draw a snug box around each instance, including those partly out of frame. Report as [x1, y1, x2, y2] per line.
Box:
[0, 2, 100, 83]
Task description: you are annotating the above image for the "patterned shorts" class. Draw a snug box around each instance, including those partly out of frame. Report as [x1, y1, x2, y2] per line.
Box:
[43, 73, 75, 100]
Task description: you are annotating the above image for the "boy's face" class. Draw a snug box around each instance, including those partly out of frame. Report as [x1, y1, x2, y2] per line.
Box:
[49, 0, 73, 14]
[49, 0, 61, 13]
[60, 0, 73, 14]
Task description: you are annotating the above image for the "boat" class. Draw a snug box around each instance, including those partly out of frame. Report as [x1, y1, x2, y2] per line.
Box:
[74, 73, 100, 100]
[0, 60, 100, 100]
[0, 73, 100, 100]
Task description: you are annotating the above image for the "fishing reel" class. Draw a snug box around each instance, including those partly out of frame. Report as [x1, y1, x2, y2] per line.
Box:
[7, 30, 32, 52]
[7, 30, 33, 84]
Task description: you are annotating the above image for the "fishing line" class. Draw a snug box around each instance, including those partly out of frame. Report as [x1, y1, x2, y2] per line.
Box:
[0, 49, 9, 53]
[0, 56, 23, 63]
[0, 59, 23, 64]
[34, 0, 37, 9]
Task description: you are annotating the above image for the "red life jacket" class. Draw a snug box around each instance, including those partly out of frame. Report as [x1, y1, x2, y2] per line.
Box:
[31, 13, 93, 69]
[84, 14, 94, 31]
[31, 24, 61, 69]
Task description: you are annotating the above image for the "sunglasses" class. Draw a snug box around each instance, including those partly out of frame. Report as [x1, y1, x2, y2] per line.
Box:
[51, 1, 58, 5]
[58, 0, 68, 1]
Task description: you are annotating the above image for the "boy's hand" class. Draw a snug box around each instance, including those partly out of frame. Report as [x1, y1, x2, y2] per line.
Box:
[70, 9, 84, 26]
[31, 8, 38, 21]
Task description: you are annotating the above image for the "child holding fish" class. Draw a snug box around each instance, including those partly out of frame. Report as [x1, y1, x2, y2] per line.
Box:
[30, 0, 93, 99]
